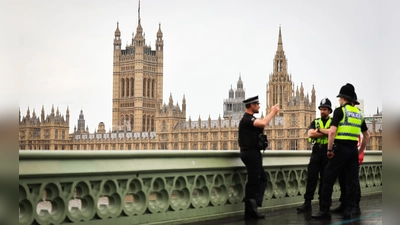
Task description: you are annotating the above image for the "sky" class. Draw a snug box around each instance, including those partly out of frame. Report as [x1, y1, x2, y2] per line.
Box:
[3, 0, 387, 133]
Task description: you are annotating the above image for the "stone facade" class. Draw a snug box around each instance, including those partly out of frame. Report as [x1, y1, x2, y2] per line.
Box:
[18, 13, 383, 151]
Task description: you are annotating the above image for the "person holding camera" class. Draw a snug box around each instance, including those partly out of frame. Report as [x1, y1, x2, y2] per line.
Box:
[297, 98, 332, 212]
[238, 96, 279, 220]
[312, 83, 369, 220]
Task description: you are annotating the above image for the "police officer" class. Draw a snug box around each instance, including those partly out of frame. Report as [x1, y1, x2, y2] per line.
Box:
[312, 83, 369, 220]
[238, 96, 279, 220]
[331, 92, 369, 215]
[297, 98, 332, 212]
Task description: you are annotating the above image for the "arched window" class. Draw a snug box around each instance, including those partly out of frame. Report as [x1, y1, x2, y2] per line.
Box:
[291, 114, 296, 126]
[121, 79, 125, 97]
[147, 116, 150, 132]
[151, 116, 155, 131]
[290, 140, 297, 150]
[147, 78, 150, 97]
[130, 115, 134, 131]
[278, 141, 282, 150]
[126, 78, 129, 97]
[121, 115, 124, 127]
[131, 78, 134, 96]
[152, 79, 155, 98]
[143, 79, 146, 97]
[142, 116, 146, 132]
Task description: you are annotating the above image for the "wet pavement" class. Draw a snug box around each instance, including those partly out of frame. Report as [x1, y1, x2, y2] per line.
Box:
[188, 194, 382, 225]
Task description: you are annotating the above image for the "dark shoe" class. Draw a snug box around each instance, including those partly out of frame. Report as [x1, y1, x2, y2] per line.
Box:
[331, 203, 346, 213]
[244, 213, 265, 220]
[297, 202, 312, 212]
[343, 206, 361, 219]
[244, 199, 265, 220]
[353, 207, 361, 215]
[249, 199, 258, 213]
[312, 206, 331, 220]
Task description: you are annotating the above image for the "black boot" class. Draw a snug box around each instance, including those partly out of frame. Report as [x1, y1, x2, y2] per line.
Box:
[343, 206, 360, 219]
[331, 203, 346, 213]
[296, 200, 312, 212]
[311, 206, 331, 220]
[244, 199, 265, 220]
[353, 206, 361, 216]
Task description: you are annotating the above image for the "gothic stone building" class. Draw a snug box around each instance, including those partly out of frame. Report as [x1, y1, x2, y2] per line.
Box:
[18, 15, 383, 151]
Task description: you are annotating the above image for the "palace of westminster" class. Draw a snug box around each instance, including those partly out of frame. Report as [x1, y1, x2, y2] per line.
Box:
[19, 12, 382, 151]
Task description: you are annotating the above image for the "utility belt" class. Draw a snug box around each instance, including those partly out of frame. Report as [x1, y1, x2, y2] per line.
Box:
[239, 132, 268, 151]
[313, 143, 328, 149]
[332, 141, 358, 150]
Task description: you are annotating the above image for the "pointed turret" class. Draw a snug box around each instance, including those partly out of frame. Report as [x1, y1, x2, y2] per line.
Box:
[237, 74, 243, 89]
[32, 109, 36, 119]
[300, 82, 304, 96]
[229, 85, 234, 98]
[277, 25, 283, 52]
[311, 85, 316, 106]
[198, 115, 201, 126]
[114, 22, 122, 50]
[78, 109, 85, 133]
[26, 107, 30, 119]
[114, 22, 121, 37]
[134, 1, 144, 47]
[156, 23, 164, 52]
[41, 105, 45, 122]
[66, 106, 70, 123]
[182, 94, 186, 113]
[168, 93, 173, 108]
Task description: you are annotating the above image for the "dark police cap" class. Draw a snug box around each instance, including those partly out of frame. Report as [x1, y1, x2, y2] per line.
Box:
[353, 92, 360, 105]
[243, 96, 259, 104]
[337, 83, 356, 102]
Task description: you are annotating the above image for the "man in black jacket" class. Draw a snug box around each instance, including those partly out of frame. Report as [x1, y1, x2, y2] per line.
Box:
[238, 96, 279, 220]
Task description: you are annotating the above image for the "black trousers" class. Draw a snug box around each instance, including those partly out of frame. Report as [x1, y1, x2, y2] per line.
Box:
[240, 149, 267, 207]
[320, 144, 359, 208]
[338, 166, 361, 207]
[304, 145, 329, 201]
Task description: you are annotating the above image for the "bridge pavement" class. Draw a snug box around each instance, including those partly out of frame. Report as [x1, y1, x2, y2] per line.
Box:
[188, 194, 382, 225]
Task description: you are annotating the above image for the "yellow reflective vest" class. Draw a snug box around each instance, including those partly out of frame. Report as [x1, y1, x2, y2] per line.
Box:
[308, 117, 332, 144]
[335, 105, 363, 141]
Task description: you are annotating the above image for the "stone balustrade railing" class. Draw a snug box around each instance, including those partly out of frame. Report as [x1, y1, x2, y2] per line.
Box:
[19, 150, 382, 225]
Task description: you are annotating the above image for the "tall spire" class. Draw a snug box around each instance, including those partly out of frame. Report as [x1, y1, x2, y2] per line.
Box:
[138, 0, 141, 22]
[134, 0, 144, 44]
[277, 25, 283, 52]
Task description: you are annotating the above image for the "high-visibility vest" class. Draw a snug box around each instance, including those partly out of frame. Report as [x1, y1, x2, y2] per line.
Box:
[335, 105, 363, 141]
[308, 117, 332, 144]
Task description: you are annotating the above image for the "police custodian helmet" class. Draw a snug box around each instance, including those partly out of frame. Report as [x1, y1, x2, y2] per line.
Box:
[318, 98, 332, 113]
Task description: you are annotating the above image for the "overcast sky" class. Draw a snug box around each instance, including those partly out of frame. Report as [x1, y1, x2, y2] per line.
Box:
[5, 0, 386, 133]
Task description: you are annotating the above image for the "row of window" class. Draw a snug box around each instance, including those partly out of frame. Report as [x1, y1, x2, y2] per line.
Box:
[121, 115, 156, 132]
[120, 78, 156, 98]
[159, 132, 235, 140]
[121, 66, 135, 71]
[19, 130, 66, 140]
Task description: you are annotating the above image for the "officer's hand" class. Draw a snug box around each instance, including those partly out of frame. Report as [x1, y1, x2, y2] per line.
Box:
[327, 151, 334, 159]
[271, 103, 279, 114]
